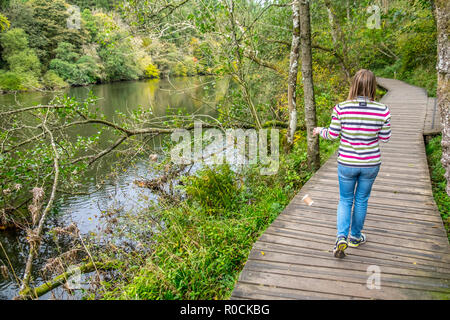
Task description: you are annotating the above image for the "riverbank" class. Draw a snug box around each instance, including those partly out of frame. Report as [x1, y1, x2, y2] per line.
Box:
[426, 134, 450, 241]
[97, 138, 340, 300]
[0, 73, 216, 95]
[0, 76, 225, 299]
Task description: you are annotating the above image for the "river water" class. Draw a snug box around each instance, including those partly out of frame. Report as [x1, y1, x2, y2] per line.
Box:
[0, 76, 228, 299]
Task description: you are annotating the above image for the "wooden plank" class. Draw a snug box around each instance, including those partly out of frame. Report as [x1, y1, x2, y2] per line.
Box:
[315, 169, 431, 182]
[292, 191, 438, 213]
[302, 184, 435, 203]
[288, 201, 444, 223]
[259, 233, 450, 274]
[231, 282, 352, 300]
[236, 269, 441, 300]
[253, 241, 450, 281]
[268, 220, 450, 257]
[279, 209, 446, 238]
[312, 179, 433, 196]
[264, 224, 450, 265]
[243, 260, 450, 293]
[275, 214, 448, 245]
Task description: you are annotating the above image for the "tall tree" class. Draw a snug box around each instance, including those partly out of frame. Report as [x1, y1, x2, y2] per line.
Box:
[323, 0, 351, 82]
[435, 0, 450, 195]
[287, 0, 300, 146]
[299, 0, 320, 170]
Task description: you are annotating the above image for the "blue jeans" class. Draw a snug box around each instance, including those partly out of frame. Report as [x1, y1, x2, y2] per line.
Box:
[337, 164, 380, 239]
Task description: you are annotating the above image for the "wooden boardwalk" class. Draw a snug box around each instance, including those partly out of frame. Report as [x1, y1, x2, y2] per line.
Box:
[231, 78, 450, 300]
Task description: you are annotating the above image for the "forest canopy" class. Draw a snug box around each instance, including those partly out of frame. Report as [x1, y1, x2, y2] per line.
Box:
[0, 0, 437, 95]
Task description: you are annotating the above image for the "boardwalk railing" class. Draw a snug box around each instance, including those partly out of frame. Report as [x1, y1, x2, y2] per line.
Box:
[231, 77, 450, 300]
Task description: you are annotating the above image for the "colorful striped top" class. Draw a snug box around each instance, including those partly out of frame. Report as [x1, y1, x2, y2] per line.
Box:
[319, 96, 391, 167]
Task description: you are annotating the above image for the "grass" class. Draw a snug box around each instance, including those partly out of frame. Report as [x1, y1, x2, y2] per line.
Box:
[425, 134, 450, 241]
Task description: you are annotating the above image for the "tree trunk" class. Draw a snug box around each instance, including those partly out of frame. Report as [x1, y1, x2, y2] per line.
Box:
[324, 0, 351, 82]
[346, 0, 350, 21]
[299, 0, 320, 170]
[287, 0, 301, 146]
[435, 0, 450, 196]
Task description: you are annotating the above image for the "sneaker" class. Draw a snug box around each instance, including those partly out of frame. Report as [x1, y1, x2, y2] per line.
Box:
[348, 233, 367, 247]
[333, 236, 348, 258]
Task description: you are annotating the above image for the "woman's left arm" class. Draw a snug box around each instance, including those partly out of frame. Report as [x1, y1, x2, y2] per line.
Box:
[314, 105, 341, 140]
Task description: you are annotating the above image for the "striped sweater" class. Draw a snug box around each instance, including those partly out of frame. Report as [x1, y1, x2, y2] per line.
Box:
[319, 96, 391, 167]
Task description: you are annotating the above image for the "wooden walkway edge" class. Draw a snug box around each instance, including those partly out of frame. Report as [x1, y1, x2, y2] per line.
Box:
[230, 77, 450, 300]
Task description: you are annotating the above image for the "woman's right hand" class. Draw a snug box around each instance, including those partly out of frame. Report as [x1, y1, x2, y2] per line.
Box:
[313, 127, 322, 136]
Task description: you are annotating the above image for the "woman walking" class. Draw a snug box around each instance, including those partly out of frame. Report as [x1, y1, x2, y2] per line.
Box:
[313, 69, 391, 258]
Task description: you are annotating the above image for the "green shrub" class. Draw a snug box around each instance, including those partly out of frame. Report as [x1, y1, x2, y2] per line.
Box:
[173, 61, 187, 77]
[1, 28, 42, 81]
[49, 42, 102, 85]
[183, 57, 197, 76]
[0, 13, 9, 32]
[6, 50, 41, 75]
[75, 55, 102, 84]
[42, 70, 68, 89]
[184, 164, 241, 215]
[0, 70, 23, 91]
[18, 72, 42, 90]
[397, 18, 436, 75]
[402, 66, 437, 97]
[154, 58, 171, 77]
[0, 28, 28, 56]
[0, 70, 42, 91]
[49, 58, 78, 82]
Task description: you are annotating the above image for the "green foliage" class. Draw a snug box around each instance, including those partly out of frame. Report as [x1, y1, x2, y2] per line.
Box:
[26, 0, 81, 64]
[365, 1, 438, 95]
[0, 70, 23, 91]
[426, 135, 450, 239]
[6, 50, 41, 76]
[50, 42, 101, 85]
[397, 14, 436, 74]
[173, 61, 188, 77]
[0, 28, 42, 90]
[0, 94, 104, 228]
[99, 43, 142, 81]
[0, 0, 210, 91]
[184, 164, 241, 215]
[0, 28, 28, 56]
[144, 63, 160, 79]
[54, 42, 80, 63]
[69, 0, 121, 10]
[49, 59, 78, 82]
[42, 70, 68, 89]
[0, 13, 10, 32]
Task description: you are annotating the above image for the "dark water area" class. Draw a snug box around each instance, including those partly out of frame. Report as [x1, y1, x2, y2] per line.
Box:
[0, 76, 228, 299]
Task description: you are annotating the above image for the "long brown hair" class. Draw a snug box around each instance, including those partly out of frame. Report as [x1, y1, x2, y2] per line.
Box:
[347, 69, 377, 101]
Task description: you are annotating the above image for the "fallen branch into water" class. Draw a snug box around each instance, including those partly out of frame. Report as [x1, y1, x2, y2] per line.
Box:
[16, 261, 116, 300]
